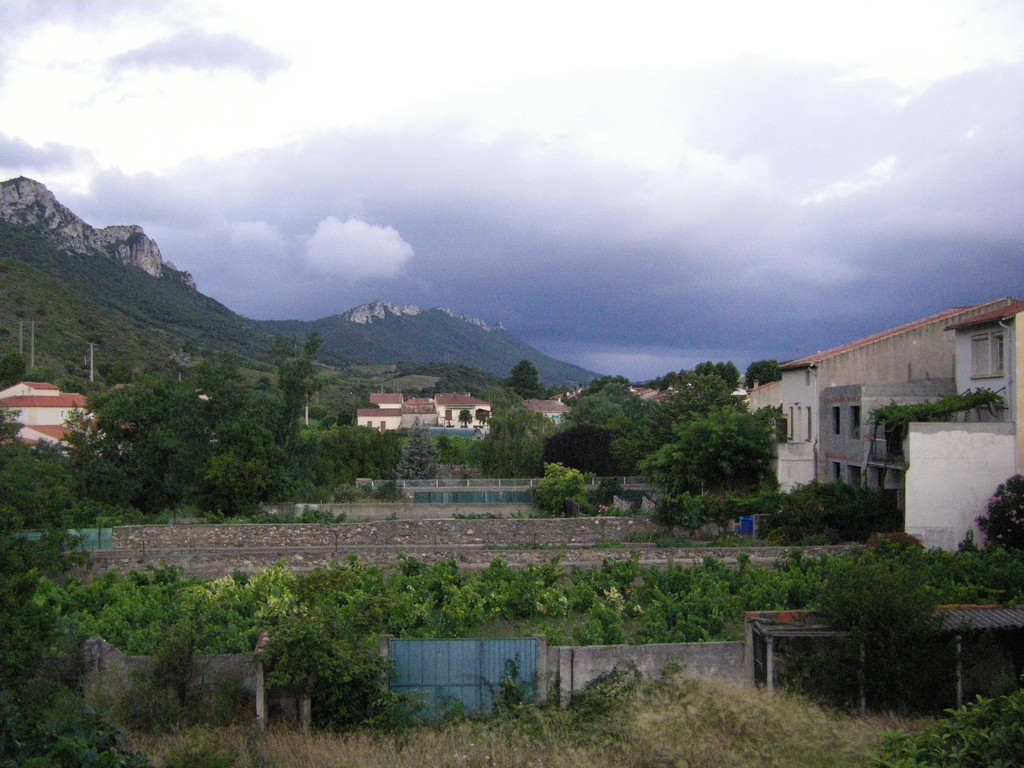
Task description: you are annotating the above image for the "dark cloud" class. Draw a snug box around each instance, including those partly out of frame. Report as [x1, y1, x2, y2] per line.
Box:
[65, 59, 1024, 379]
[106, 30, 288, 81]
[0, 134, 89, 174]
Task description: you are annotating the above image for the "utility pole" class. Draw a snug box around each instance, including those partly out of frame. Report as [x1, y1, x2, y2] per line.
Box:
[30, 321, 35, 370]
[89, 343, 95, 382]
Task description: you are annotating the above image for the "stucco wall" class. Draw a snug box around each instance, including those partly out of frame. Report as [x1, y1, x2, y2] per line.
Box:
[547, 641, 747, 705]
[905, 422, 1016, 550]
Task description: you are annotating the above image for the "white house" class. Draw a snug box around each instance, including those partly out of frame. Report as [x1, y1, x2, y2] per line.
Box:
[0, 381, 87, 446]
[904, 300, 1023, 549]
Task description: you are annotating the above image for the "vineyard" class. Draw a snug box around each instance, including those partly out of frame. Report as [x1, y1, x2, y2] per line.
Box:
[43, 544, 1024, 656]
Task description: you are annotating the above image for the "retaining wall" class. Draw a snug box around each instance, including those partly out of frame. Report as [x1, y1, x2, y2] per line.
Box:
[113, 517, 669, 550]
[548, 641, 748, 705]
[263, 503, 536, 521]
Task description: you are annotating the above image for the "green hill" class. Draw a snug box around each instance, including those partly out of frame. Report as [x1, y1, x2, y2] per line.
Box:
[258, 305, 599, 387]
[0, 177, 599, 390]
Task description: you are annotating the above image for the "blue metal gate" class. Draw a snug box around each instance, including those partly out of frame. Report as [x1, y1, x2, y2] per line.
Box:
[387, 637, 539, 718]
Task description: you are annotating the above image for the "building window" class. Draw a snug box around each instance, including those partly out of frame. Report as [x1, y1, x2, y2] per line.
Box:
[848, 465, 862, 486]
[971, 331, 1005, 377]
[831, 406, 841, 435]
[850, 405, 861, 439]
[806, 407, 813, 441]
[788, 407, 795, 440]
[831, 462, 842, 481]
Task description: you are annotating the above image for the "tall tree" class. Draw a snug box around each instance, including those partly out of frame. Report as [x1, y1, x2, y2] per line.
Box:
[641, 406, 774, 496]
[744, 359, 782, 389]
[693, 361, 741, 388]
[396, 422, 439, 480]
[274, 333, 324, 449]
[506, 359, 544, 399]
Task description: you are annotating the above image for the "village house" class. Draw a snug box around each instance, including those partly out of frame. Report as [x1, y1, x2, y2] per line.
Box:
[523, 398, 571, 423]
[357, 392, 492, 431]
[0, 381, 87, 446]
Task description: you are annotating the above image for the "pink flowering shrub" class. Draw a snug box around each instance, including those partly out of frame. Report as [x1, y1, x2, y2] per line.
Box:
[977, 475, 1024, 551]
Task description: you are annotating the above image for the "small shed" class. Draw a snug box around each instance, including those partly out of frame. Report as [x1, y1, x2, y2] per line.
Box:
[746, 606, 1024, 711]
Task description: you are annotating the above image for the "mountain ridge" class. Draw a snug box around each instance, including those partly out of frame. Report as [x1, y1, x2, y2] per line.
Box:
[0, 177, 599, 387]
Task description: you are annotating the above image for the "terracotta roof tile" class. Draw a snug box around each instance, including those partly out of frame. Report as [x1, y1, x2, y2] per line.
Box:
[945, 299, 1024, 331]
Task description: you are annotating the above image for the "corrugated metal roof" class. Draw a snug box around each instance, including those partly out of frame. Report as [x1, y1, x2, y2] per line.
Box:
[940, 605, 1024, 631]
[748, 605, 1024, 637]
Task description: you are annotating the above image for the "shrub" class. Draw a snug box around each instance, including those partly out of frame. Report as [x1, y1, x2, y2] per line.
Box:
[874, 686, 1024, 767]
[534, 463, 588, 517]
[977, 474, 1024, 551]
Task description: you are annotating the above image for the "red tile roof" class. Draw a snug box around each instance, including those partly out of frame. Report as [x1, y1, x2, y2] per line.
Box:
[357, 408, 399, 418]
[402, 403, 436, 415]
[1, 394, 87, 408]
[435, 393, 490, 407]
[780, 299, 1018, 370]
[369, 393, 404, 406]
[18, 424, 71, 445]
[523, 399, 571, 414]
[944, 299, 1024, 331]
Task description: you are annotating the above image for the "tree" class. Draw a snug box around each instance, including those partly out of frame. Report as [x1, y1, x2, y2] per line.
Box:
[458, 408, 472, 428]
[542, 424, 622, 476]
[476, 391, 554, 477]
[534, 462, 588, 516]
[744, 359, 782, 389]
[0, 350, 26, 388]
[814, 553, 948, 712]
[396, 422, 439, 480]
[507, 359, 544, 399]
[641, 406, 774, 497]
[274, 333, 324, 449]
[693, 361, 741, 388]
[643, 372, 741, 453]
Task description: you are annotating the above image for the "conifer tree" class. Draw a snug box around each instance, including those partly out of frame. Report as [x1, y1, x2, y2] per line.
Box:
[396, 422, 439, 480]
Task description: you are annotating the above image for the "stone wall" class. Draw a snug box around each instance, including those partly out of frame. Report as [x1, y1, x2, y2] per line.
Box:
[86, 543, 852, 579]
[113, 517, 668, 550]
[263, 502, 537, 521]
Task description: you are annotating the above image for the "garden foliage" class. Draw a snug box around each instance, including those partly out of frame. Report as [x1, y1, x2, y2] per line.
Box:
[977, 474, 1024, 551]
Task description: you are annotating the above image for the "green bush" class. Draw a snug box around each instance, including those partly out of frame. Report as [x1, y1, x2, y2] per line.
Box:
[874, 686, 1024, 767]
[534, 463, 588, 517]
[977, 474, 1024, 551]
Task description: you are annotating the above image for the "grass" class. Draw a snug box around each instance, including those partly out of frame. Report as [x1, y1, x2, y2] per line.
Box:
[130, 676, 928, 768]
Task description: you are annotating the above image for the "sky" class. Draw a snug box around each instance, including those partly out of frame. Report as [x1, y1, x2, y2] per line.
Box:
[1, 0, 1022, 381]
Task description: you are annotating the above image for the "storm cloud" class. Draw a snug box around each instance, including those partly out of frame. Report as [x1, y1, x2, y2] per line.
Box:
[1, 1, 1021, 378]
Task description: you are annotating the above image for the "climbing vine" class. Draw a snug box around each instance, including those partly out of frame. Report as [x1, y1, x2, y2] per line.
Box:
[869, 390, 1003, 444]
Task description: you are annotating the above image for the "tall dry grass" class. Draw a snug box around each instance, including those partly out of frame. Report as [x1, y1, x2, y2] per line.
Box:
[132, 677, 926, 768]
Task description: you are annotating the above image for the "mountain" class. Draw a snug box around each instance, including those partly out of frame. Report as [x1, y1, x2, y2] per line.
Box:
[257, 301, 599, 387]
[0, 178, 599, 387]
[0, 177, 278, 377]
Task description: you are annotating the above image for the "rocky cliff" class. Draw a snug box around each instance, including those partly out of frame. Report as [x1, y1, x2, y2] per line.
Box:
[0, 176, 195, 288]
[342, 300, 501, 330]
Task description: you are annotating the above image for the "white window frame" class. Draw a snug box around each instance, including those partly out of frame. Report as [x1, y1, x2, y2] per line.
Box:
[970, 331, 1005, 378]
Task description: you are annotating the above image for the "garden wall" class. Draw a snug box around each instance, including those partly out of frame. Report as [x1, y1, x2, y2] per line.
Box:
[113, 517, 669, 550]
[548, 641, 748, 705]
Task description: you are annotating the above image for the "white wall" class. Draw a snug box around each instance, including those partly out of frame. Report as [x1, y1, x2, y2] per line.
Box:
[905, 423, 1016, 550]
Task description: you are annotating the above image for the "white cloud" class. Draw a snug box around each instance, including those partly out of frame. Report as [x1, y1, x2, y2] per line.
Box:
[800, 156, 897, 205]
[303, 217, 414, 281]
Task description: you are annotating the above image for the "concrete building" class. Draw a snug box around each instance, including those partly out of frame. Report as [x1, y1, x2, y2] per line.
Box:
[760, 298, 1017, 502]
[904, 300, 1023, 549]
